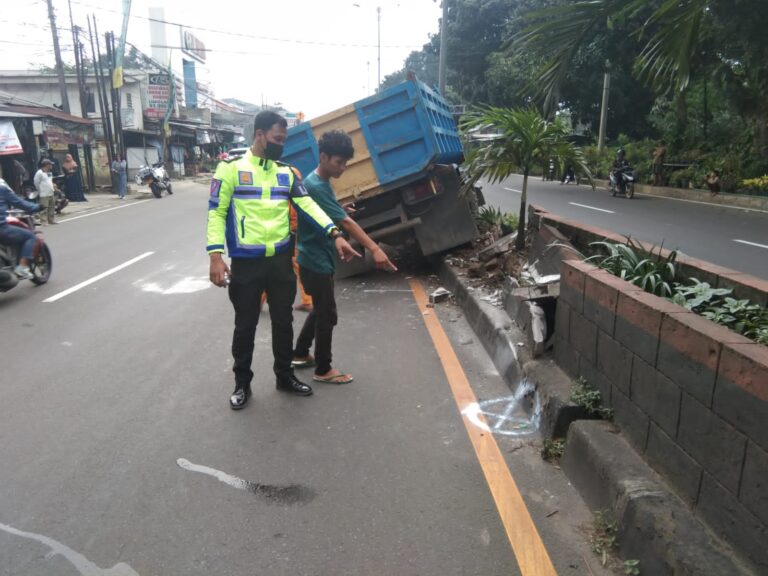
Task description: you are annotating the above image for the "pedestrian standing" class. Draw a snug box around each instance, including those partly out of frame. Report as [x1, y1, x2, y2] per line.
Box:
[62, 153, 86, 202]
[112, 154, 128, 199]
[33, 159, 57, 225]
[207, 111, 361, 410]
[292, 130, 397, 384]
[652, 141, 666, 186]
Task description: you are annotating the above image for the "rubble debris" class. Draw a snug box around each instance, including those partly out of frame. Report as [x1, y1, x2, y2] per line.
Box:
[477, 233, 518, 262]
[429, 287, 452, 304]
[467, 262, 484, 278]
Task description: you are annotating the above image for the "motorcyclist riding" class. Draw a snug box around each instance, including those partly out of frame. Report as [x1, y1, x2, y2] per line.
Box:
[612, 148, 630, 172]
[0, 178, 42, 279]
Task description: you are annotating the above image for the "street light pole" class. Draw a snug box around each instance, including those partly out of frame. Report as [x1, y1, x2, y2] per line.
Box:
[438, 1, 448, 94]
[377, 6, 381, 90]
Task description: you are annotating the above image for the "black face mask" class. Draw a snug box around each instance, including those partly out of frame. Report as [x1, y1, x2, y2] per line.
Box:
[264, 141, 284, 161]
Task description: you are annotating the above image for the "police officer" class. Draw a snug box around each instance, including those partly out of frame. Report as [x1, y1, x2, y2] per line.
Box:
[207, 111, 360, 410]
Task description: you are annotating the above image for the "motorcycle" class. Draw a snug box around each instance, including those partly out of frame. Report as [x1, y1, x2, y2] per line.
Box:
[0, 209, 53, 292]
[609, 165, 635, 198]
[135, 161, 173, 199]
[22, 177, 69, 215]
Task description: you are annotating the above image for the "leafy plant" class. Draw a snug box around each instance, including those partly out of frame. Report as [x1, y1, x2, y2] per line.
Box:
[670, 278, 732, 310]
[741, 175, 768, 192]
[590, 510, 618, 567]
[587, 238, 678, 298]
[624, 559, 641, 575]
[571, 378, 613, 419]
[541, 438, 565, 462]
[671, 278, 768, 344]
[477, 205, 519, 237]
[502, 212, 519, 232]
[478, 205, 503, 229]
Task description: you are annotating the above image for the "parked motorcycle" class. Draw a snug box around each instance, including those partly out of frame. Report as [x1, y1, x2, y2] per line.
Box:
[22, 177, 69, 215]
[0, 209, 53, 292]
[609, 165, 635, 198]
[135, 161, 173, 198]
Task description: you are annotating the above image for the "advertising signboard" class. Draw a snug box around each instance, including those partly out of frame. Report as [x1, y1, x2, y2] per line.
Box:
[0, 120, 23, 156]
[145, 73, 171, 119]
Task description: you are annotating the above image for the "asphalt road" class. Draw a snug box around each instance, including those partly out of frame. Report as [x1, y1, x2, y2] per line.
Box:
[480, 175, 768, 280]
[0, 181, 615, 576]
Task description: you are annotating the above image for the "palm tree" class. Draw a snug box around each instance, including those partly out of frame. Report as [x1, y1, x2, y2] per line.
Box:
[512, 0, 711, 108]
[461, 106, 591, 251]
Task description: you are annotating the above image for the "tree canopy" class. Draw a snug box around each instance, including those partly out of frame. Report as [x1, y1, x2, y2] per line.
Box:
[385, 0, 768, 185]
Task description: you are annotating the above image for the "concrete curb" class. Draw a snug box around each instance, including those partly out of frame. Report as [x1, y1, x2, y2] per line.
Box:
[438, 257, 757, 574]
[563, 421, 753, 575]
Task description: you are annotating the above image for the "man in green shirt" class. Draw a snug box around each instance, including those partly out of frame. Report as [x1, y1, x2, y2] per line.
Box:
[293, 130, 396, 384]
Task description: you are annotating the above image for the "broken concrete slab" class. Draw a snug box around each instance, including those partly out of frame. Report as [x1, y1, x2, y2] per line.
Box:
[477, 232, 518, 262]
[429, 287, 452, 304]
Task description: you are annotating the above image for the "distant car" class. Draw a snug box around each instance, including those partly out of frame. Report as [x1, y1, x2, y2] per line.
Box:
[225, 147, 249, 160]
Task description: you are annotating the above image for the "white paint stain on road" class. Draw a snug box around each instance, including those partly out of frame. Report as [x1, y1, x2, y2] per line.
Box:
[461, 380, 541, 437]
[176, 458, 316, 505]
[177, 458, 252, 492]
[139, 276, 210, 294]
[0, 521, 140, 575]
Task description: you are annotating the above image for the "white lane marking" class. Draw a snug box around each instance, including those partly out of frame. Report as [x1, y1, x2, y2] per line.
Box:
[177, 458, 251, 491]
[503, 187, 522, 193]
[568, 202, 615, 214]
[639, 194, 768, 214]
[0, 520, 140, 575]
[58, 200, 152, 223]
[734, 239, 768, 250]
[43, 251, 155, 303]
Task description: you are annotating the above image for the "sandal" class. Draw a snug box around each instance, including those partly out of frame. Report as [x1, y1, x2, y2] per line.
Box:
[313, 372, 354, 384]
[291, 355, 315, 368]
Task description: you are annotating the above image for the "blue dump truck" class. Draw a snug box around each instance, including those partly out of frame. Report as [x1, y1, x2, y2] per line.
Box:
[283, 79, 479, 275]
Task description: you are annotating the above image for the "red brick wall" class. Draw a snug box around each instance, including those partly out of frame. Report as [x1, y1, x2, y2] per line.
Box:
[548, 229, 768, 570]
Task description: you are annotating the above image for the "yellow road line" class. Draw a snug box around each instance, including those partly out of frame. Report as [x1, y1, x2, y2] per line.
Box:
[410, 279, 557, 576]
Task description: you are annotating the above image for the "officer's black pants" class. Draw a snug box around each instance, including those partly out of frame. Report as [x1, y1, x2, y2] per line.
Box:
[228, 252, 297, 387]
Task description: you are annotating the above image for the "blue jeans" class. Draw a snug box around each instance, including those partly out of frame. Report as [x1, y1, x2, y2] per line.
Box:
[0, 223, 36, 261]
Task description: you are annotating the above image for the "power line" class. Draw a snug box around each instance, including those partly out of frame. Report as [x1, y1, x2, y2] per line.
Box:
[66, 0, 426, 49]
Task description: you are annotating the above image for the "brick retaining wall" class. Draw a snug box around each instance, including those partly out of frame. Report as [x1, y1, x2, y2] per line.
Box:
[541, 211, 768, 570]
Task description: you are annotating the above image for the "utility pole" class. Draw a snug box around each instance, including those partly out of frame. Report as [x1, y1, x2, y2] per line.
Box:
[106, 32, 124, 159]
[68, 1, 87, 117]
[47, 0, 71, 114]
[377, 6, 381, 90]
[88, 15, 114, 168]
[597, 61, 611, 153]
[438, 1, 448, 94]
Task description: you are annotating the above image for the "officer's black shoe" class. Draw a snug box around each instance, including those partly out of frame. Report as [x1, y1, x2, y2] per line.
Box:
[230, 385, 252, 410]
[276, 374, 313, 396]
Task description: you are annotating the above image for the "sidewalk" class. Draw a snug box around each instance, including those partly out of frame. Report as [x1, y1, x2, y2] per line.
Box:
[594, 178, 768, 212]
[55, 184, 167, 220]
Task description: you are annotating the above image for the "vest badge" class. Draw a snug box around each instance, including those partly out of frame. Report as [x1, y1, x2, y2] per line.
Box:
[238, 171, 254, 186]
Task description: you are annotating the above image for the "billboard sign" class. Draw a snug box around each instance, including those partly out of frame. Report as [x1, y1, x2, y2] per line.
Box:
[145, 73, 171, 119]
[181, 28, 206, 64]
[0, 120, 23, 156]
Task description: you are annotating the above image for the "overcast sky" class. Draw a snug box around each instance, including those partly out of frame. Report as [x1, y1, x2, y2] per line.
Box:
[1, 0, 442, 119]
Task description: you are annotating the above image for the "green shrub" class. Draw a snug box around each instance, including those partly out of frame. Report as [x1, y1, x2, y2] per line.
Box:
[587, 238, 678, 298]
